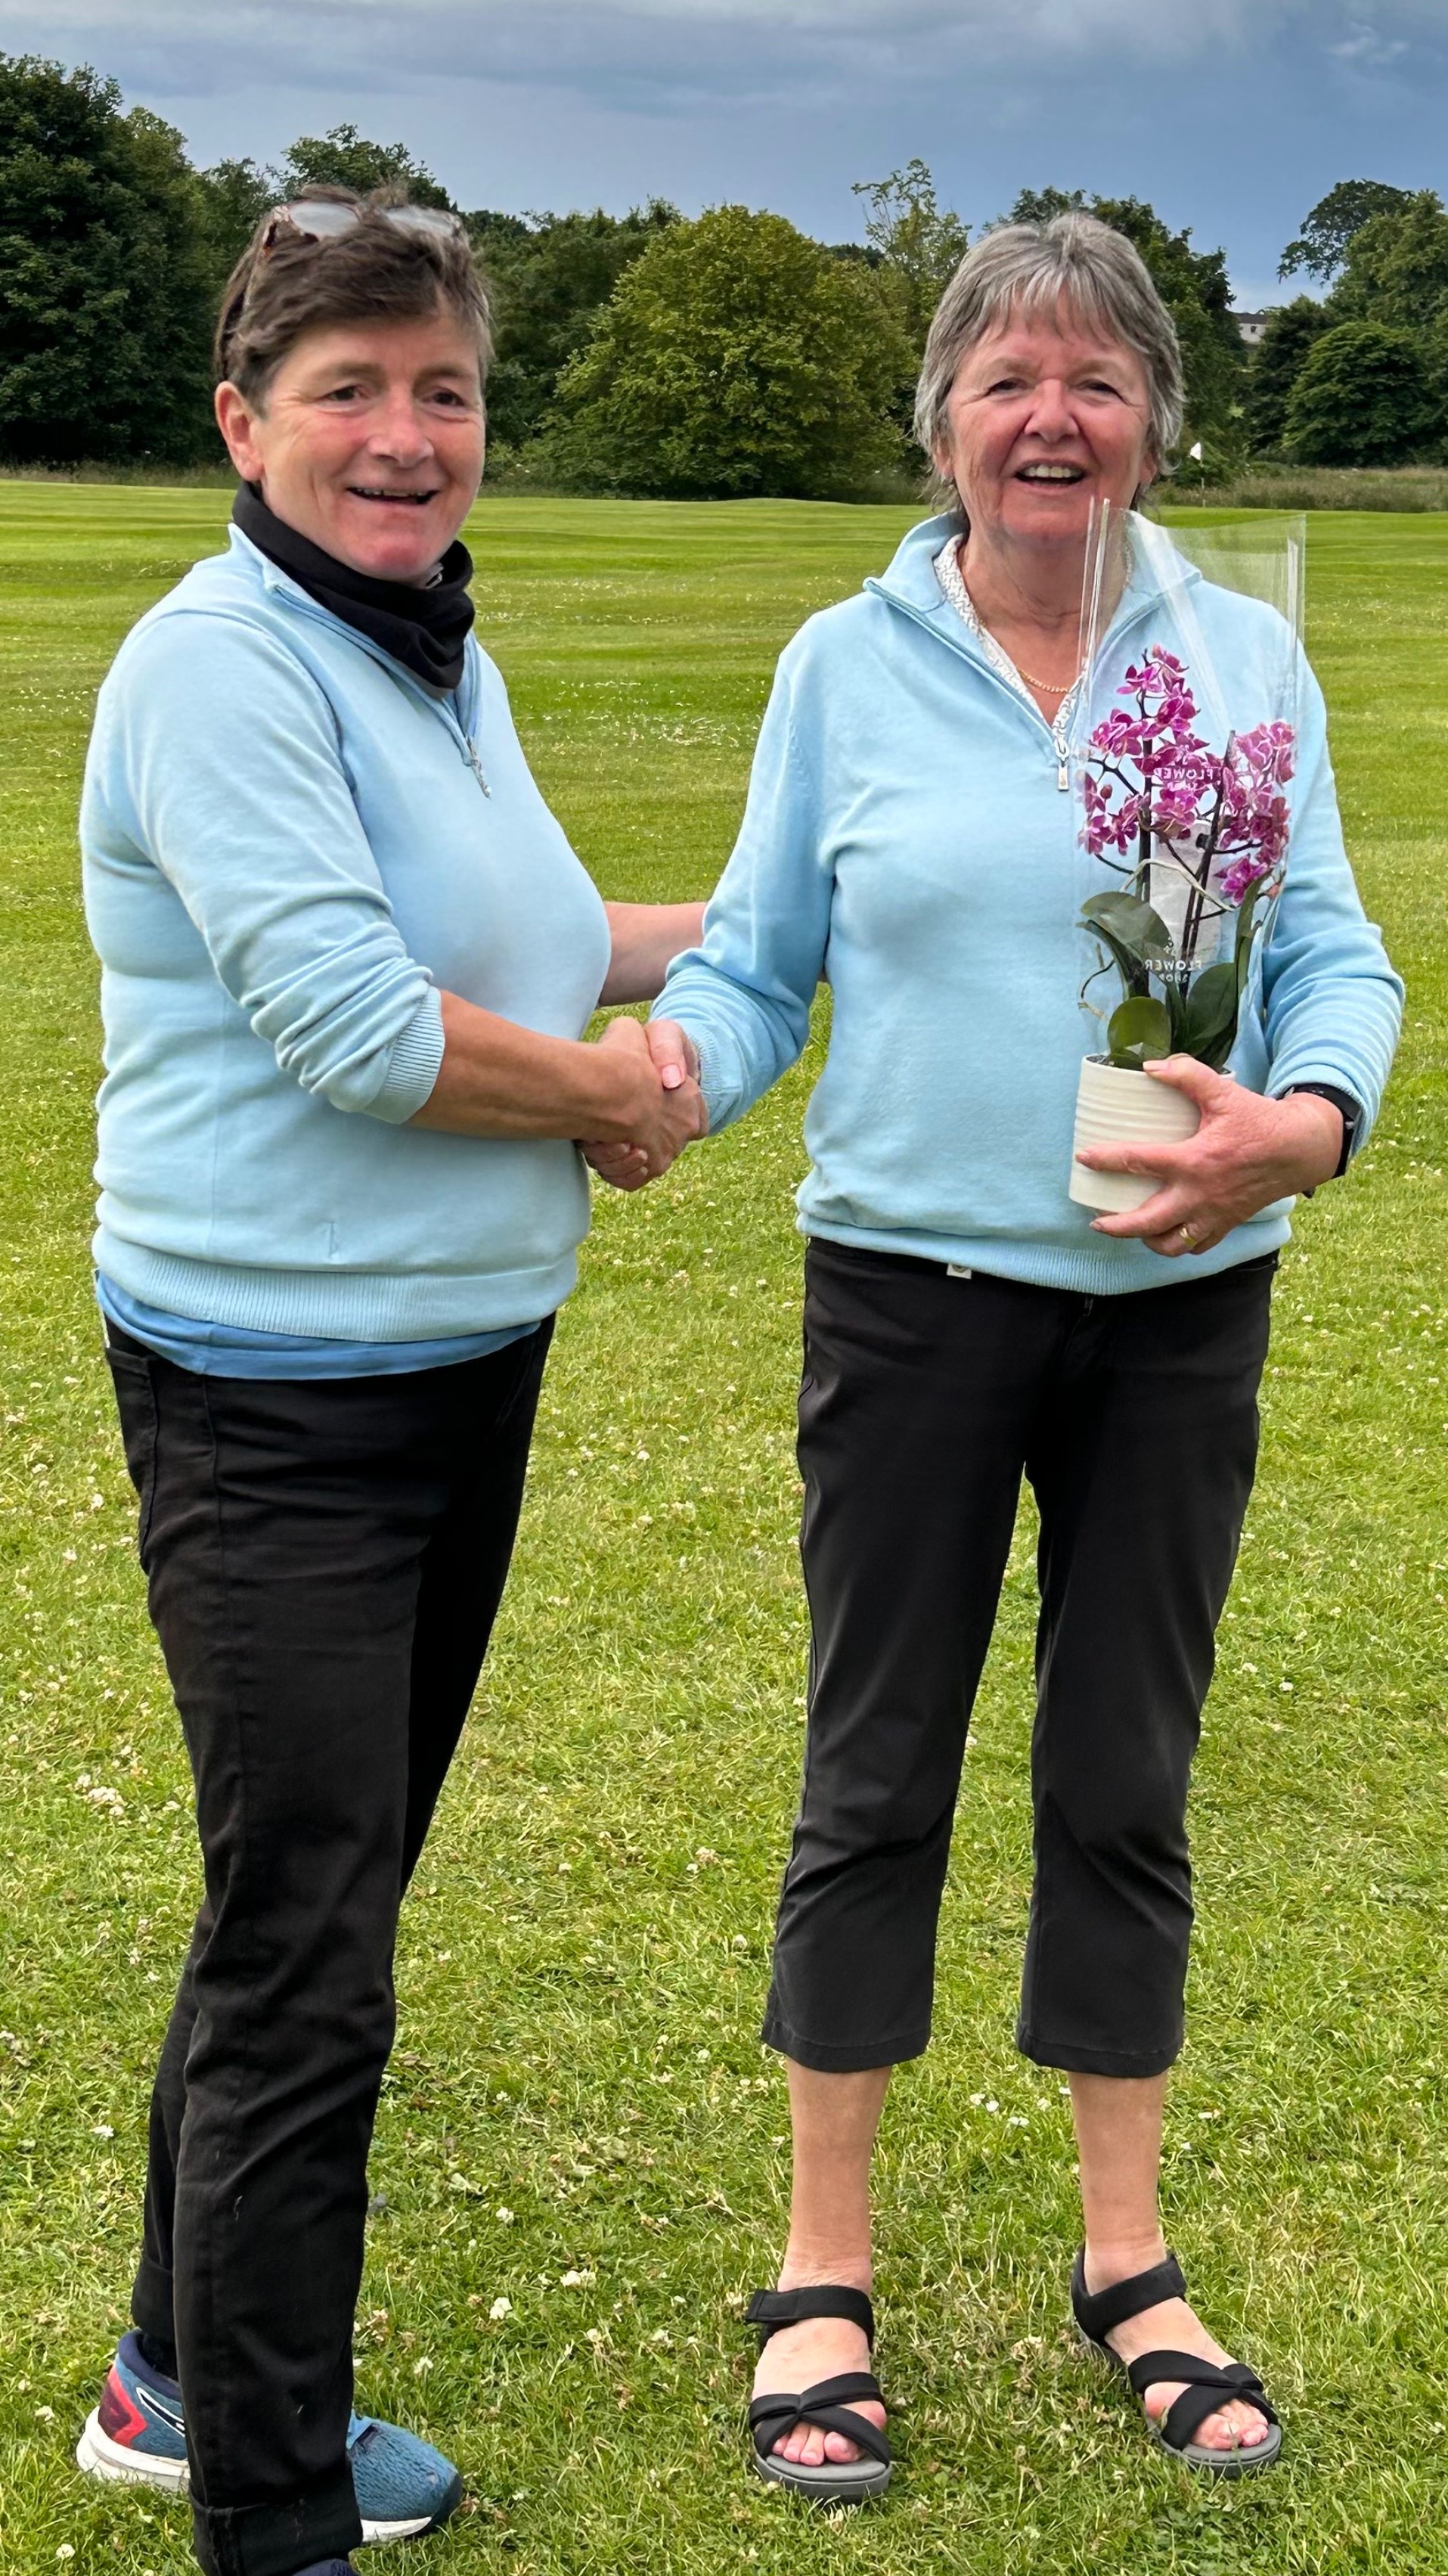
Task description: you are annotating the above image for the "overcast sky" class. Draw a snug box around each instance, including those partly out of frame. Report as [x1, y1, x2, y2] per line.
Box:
[4, 0, 1446, 306]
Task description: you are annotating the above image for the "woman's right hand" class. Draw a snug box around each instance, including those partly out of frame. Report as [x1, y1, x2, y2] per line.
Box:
[583, 1016, 705, 1187]
[413, 993, 703, 1156]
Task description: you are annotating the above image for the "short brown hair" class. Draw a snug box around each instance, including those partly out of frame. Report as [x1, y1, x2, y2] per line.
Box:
[215, 185, 493, 406]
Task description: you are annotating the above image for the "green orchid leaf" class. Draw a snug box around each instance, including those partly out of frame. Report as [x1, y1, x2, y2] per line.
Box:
[1081, 890, 1174, 964]
[1180, 961, 1239, 1069]
[1235, 882, 1267, 995]
[1084, 922, 1150, 1001]
[1107, 996, 1173, 1065]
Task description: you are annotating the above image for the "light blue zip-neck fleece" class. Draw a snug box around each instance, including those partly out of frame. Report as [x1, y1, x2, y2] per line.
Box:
[657, 514, 1403, 1295]
[82, 526, 611, 1340]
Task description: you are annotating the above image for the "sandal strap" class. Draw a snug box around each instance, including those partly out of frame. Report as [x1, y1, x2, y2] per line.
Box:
[749, 2373, 892, 2468]
[750, 2371, 883, 2416]
[1124, 2354, 1276, 2455]
[746, 2285, 875, 2348]
[1124, 2351, 1267, 2401]
[1070, 2247, 1186, 2347]
[1164, 2378, 1276, 2453]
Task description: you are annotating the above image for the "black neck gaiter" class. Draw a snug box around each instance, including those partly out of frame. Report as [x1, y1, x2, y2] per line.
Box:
[233, 483, 476, 693]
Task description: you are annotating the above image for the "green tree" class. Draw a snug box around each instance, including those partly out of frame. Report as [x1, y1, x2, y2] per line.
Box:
[1087, 195, 1244, 452]
[1329, 190, 1448, 334]
[1284, 320, 1438, 465]
[278, 123, 452, 209]
[1003, 185, 1087, 226]
[851, 159, 968, 349]
[1243, 297, 1332, 454]
[469, 201, 677, 448]
[1279, 178, 1413, 284]
[193, 155, 276, 297]
[467, 208, 530, 249]
[1428, 303, 1448, 424]
[0, 52, 215, 464]
[554, 204, 912, 498]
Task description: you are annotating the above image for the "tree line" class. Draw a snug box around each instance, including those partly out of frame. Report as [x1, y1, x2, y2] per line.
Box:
[0, 50, 1441, 492]
[1248, 180, 1448, 467]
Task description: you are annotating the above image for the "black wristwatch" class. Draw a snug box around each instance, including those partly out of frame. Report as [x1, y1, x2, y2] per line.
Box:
[1285, 1082, 1362, 1183]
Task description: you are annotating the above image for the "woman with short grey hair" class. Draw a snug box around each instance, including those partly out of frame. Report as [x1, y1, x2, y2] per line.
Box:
[637, 213, 1401, 2498]
[915, 212, 1186, 476]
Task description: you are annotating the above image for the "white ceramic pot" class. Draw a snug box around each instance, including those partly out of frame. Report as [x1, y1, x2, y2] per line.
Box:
[1068, 1055, 1200, 1213]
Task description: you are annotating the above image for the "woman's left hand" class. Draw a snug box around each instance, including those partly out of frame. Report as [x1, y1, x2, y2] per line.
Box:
[1081, 1058, 1346, 1259]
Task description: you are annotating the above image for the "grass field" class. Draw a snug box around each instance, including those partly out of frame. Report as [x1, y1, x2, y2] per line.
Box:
[9, 460, 1448, 511]
[1180, 469, 1448, 514]
[2, 484, 1446, 2576]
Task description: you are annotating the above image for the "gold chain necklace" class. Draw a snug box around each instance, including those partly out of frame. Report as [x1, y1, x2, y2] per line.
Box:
[1009, 666, 1077, 694]
[943, 543, 1081, 696]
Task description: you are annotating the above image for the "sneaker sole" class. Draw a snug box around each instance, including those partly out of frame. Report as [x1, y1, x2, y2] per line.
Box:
[76, 2410, 454, 2543]
[360, 2467, 464, 2545]
[76, 2412, 189, 2494]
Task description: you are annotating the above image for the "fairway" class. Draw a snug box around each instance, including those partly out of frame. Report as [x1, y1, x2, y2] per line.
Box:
[3, 483, 1447, 2576]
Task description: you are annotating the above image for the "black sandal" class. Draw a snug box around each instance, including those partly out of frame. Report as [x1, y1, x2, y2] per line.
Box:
[1071, 2250, 1282, 2477]
[745, 2286, 893, 2503]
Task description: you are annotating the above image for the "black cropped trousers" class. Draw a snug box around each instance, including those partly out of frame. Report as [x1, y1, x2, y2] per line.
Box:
[761, 1239, 1275, 2081]
[105, 1318, 551, 2576]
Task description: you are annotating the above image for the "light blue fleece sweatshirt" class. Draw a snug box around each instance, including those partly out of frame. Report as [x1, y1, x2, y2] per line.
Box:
[82, 526, 611, 1341]
[656, 514, 1403, 1295]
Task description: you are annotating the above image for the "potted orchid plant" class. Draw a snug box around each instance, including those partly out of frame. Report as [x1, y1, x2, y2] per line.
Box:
[1068, 508, 1304, 1215]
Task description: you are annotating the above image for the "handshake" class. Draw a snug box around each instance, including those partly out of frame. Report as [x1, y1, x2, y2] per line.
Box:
[581, 1016, 705, 1193]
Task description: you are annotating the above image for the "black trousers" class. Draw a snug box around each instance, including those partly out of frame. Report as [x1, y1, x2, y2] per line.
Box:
[105, 1319, 552, 2576]
[761, 1240, 1274, 2080]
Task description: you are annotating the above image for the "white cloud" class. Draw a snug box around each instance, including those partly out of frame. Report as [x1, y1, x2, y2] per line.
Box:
[1330, 19, 1409, 64]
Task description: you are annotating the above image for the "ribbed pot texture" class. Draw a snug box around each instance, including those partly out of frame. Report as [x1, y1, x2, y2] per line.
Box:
[1068, 1055, 1201, 1213]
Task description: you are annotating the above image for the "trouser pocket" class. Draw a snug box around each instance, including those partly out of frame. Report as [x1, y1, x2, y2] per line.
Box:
[106, 1345, 160, 1565]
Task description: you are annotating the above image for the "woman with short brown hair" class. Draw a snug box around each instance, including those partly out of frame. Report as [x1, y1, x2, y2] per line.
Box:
[73, 188, 702, 2576]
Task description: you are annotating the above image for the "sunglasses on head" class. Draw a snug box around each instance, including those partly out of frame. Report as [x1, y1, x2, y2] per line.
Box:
[261, 200, 465, 255]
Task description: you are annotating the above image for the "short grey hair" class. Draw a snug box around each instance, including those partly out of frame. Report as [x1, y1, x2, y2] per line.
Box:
[913, 213, 1185, 480]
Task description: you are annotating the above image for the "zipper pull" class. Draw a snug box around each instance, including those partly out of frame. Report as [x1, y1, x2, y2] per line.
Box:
[465, 738, 491, 797]
[1057, 759, 1068, 792]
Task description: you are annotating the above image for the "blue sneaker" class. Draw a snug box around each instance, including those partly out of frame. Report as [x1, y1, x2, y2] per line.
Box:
[76, 2333, 188, 2493]
[346, 2413, 463, 2543]
[77, 2332, 462, 2542]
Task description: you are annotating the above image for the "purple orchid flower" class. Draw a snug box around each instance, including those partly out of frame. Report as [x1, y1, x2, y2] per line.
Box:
[1220, 851, 1276, 904]
[1084, 651, 1295, 910]
[1078, 640, 1296, 1067]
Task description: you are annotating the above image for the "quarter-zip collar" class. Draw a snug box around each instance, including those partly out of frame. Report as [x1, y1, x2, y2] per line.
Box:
[229, 525, 489, 791]
[233, 482, 475, 692]
[866, 509, 1189, 730]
